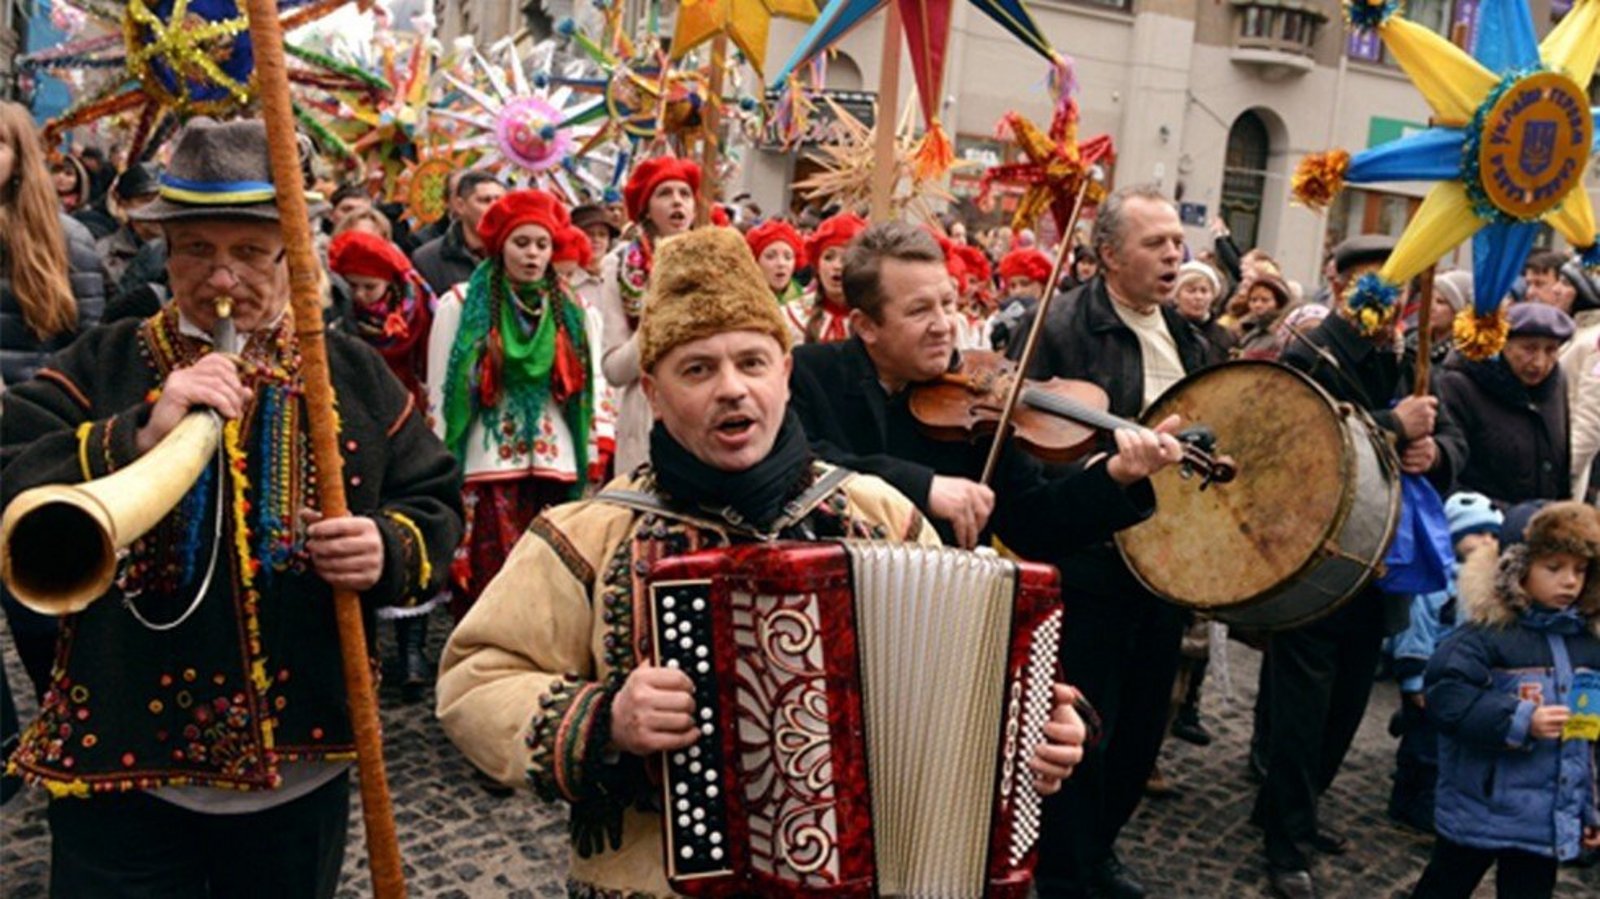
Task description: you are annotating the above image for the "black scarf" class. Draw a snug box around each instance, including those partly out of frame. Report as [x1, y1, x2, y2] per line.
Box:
[650, 409, 814, 532]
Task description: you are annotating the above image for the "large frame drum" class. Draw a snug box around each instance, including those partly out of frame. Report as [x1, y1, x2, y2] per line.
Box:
[1115, 362, 1401, 630]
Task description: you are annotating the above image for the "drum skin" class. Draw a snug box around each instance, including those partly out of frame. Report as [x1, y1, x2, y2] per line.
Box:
[1115, 362, 1401, 630]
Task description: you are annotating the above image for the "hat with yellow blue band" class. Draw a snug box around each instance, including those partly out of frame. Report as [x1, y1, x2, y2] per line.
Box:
[130, 117, 327, 223]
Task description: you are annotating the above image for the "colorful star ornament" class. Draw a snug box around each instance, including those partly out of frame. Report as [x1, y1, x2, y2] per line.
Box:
[978, 59, 1114, 236]
[1291, 0, 1600, 359]
[20, 0, 384, 161]
[671, 0, 819, 76]
[771, 0, 1061, 179]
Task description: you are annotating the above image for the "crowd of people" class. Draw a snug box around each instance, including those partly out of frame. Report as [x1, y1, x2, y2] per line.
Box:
[2, 99, 1599, 899]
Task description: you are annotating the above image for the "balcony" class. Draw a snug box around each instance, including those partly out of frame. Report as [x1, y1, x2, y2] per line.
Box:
[1230, 0, 1328, 80]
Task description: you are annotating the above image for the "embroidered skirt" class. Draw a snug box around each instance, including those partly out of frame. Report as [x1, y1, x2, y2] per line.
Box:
[450, 477, 573, 620]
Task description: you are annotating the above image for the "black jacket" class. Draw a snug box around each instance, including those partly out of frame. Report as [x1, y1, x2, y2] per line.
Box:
[1436, 353, 1568, 505]
[0, 214, 106, 385]
[1279, 313, 1464, 495]
[790, 335, 1153, 557]
[411, 220, 484, 295]
[1013, 277, 1212, 418]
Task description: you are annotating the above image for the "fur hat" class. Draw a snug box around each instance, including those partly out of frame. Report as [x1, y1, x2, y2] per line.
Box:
[745, 219, 804, 261]
[637, 227, 793, 372]
[1000, 248, 1052, 286]
[130, 117, 326, 222]
[476, 189, 570, 259]
[806, 212, 868, 272]
[1459, 501, 1600, 635]
[624, 156, 701, 224]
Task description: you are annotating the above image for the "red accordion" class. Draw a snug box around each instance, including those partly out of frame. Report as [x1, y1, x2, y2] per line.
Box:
[647, 541, 1063, 898]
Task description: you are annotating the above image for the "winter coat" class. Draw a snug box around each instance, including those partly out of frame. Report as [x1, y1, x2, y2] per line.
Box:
[1392, 575, 1458, 695]
[1436, 352, 1570, 506]
[0, 214, 106, 385]
[1559, 308, 1600, 500]
[1425, 545, 1600, 860]
[411, 221, 484, 296]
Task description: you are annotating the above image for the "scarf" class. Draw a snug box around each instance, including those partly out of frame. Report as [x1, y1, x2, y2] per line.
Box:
[619, 237, 653, 327]
[349, 276, 432, 392]
[441, 262, 593, 486]
[650, 409, 813, 532]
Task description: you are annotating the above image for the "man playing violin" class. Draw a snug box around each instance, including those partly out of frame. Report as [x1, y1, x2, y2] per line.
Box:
[789, 220, 1184, 555]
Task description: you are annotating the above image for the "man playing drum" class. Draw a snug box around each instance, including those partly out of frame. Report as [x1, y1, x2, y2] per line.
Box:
[0, 118, 463, 898]
[436, 226, 1090, 897]
[1259, 234, 1466, 899]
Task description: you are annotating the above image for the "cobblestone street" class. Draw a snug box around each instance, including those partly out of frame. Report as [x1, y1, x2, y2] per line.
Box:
[4, 609, 1598, 898]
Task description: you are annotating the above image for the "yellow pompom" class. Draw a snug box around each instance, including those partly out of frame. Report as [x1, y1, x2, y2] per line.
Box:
[1292, 150, 1350, 210]
[1452, 309, 1510, 361]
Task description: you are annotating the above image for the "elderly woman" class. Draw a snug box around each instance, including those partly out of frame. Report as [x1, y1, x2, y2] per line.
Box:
[1437, 303, 1574, 505]
[1233, 272, 1293, 360]
[1171, 260, 1234, 363]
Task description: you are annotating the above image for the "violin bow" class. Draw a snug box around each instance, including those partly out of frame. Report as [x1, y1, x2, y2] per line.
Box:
[979, 168, 1103, 486]
[244, 2, 406, 896]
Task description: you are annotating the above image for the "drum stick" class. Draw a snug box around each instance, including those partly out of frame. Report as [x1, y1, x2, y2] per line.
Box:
[1412, 264, 1436, 398]
[979, 168, 1102, 486]
[243, 3, 406, 896]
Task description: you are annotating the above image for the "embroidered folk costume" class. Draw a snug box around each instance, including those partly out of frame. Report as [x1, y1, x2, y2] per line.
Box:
[0, 119, 462, 896]
[785, 212, 866, 344]
[597, 156, 703, 476]
[437, 227, 936, 897]
[427, 189, 605, 620]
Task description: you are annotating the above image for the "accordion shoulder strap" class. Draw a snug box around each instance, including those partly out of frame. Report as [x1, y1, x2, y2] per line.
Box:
[592, 464, 856, 537]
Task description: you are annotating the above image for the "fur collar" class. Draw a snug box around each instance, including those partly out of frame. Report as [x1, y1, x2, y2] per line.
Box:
[1458, 543, 1600, 637]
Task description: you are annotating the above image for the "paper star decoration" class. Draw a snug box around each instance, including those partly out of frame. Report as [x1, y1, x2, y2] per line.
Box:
[1291, 0, 1600, 358]
[979, 61, 1114, 235]
[671, 0, 819, 76]
[20, 0, 383, 162]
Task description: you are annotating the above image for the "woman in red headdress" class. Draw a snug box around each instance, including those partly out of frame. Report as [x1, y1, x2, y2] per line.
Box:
[745, 218, 806, 306]
[597, 156, 701, 475]
[787, 212, 866, 343]
[426, 189, 605, 621]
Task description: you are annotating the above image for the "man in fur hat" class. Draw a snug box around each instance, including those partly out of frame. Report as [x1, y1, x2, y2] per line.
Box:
[437, 226, 1090, 897]
[1, 118, 463, 897]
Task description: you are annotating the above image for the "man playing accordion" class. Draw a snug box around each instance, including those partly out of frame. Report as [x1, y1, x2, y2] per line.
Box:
[437, 226, 1089, 897]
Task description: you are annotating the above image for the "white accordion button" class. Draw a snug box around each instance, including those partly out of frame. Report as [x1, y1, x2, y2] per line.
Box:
[693, 598, 705, 611]
[678, 814, 691, 827]
[694, 823, 706, 836]
[710, 847, 724, 860]
[701, 723, 714, 736]
[699, 707, 713, 720]
[706, 770, 717, 782]
[706, 785, 719, 798]
[673, 753, 687, 765]
[681, 846, 693, 859]
[663, 596, 676, 609]
[676, 783, 688, 796]
[666, 659, 681, 669]
[664, 628, 678, 642]
[693, 808, 706, 821]
[710, 832, 722, 845]
[697, 661, 710, 674]
[663, 611, 677, 625]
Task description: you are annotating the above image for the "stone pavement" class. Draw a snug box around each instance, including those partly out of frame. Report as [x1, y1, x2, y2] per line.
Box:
[4, 609, 1597, 898]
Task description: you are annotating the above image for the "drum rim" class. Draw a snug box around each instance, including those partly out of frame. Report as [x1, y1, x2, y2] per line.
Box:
[1113, 361, 1395, 623]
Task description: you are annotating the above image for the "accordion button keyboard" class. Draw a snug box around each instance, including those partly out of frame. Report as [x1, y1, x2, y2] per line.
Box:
[654, 583, 733, 878]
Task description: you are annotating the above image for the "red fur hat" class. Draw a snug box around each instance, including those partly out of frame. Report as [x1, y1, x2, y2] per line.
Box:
[623, 156, 702, 223]
[476, 189, 570, 259]
[805, 212, 868, 272]
[328, 230, 415, 283]
[552, 225, 593, 269]
[999, 248, 1052, 286]
[745, 219, 804, 260]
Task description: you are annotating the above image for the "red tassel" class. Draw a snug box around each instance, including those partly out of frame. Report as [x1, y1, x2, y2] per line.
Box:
[551, 324, 585, 403]
[382, 311, 410, 339]
[478, 326, 504, 408]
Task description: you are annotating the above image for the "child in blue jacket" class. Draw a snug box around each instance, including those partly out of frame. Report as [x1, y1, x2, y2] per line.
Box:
[1410, 501, 1600, 898]
[1388, 492, 1502, 831]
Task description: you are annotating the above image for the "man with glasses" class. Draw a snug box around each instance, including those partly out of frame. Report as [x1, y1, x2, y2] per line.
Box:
[0, 117, 463, 898]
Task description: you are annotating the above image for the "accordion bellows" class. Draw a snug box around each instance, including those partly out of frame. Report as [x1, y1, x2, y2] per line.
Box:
[648, 541, 1063, 898]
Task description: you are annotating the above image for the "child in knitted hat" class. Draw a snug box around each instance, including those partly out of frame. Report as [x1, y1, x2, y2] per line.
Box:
[1409, 501, 1600, 898]
[1387, 491, 1503, 831]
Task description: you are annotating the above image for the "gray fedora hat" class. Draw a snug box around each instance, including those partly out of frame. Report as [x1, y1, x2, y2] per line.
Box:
[131, 117, 327, 223]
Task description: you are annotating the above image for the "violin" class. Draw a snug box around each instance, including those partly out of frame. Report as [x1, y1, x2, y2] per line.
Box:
[908, 350, 1237, 488]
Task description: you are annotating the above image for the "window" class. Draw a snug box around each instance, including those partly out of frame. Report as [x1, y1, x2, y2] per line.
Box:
[1221, 112, 1270, 251]
[1348, 0, 1479, 63]
[1232, 0, 1325, 56]
[1063, 0, 1132, 10]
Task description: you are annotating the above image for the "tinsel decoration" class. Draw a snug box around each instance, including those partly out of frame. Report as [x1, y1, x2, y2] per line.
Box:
[1580, 241, 1600, 272]
[1343, 272, 1402, 336]
[911, 121, 955, 181]
[1344, 0, 1404, 30]
[1458, 70, 1544, 224]
[1452, 308, 1511, 361]
[1291, 149, 1350, 210]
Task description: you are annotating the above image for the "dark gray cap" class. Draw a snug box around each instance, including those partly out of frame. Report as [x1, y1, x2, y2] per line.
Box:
[1507, 300, 1575, 341]
[130, 117, 327, 223]
[1331, 234, 1397, 276]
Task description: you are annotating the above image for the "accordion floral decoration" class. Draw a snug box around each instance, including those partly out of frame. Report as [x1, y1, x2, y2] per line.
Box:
[1290, 0, 1600, 357]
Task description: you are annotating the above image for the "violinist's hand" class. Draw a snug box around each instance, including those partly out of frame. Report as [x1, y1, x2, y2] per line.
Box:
[1106, 414, 1186, 486]
[928, 475, 995, 550]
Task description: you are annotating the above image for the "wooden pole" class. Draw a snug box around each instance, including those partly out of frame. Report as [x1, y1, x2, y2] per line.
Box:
[870, 2, 902, 220]
[243, 3, 406, 896]
[697, 35, 728, 227]
[1413, 264, 1437, 397]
